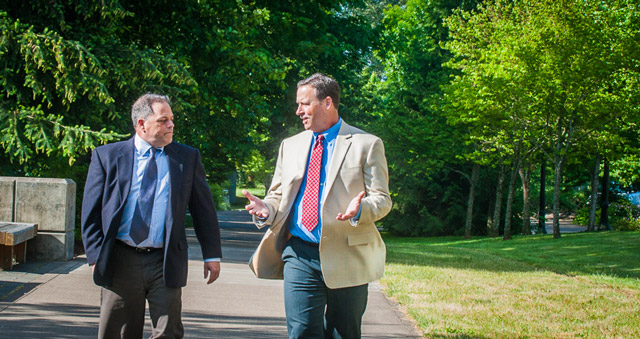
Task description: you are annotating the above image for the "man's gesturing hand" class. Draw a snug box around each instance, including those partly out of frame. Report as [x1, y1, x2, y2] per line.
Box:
[243, 189, 270, 219]
[336, 191, 365, 221]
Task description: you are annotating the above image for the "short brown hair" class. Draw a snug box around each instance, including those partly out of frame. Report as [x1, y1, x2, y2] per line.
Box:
[297, 73, 340, 108]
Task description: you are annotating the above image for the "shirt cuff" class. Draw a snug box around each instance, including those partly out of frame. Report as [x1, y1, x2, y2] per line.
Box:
[204, 258, 221, 262]
[349, 205, 363, 226]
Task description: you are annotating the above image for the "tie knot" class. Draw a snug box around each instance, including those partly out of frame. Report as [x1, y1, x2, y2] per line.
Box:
[315, 134, 324, 146]
[149, 147, 160, 157]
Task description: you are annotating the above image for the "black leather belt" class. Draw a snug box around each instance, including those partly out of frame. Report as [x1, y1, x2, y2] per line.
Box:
[116, 240, 162, 253]
[293, 237, 319, 248]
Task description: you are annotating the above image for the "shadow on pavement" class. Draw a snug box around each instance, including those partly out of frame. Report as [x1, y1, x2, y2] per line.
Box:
[182, 312, 287, 338]
[0, 303, 99, 337]
[0, 282, 39, 303]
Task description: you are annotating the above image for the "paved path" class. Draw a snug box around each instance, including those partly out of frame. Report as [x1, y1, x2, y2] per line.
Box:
[0, 211, 421, 338]
[543, 215, 587, 234]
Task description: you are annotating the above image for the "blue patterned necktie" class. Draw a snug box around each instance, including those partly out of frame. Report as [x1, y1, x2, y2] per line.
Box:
[130, 147, 158, 244]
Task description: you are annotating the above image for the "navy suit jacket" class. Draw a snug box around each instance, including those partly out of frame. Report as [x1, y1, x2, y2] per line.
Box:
[81, 137, 222, 288]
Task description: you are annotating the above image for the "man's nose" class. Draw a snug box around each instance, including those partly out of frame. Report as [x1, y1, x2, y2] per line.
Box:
[296, 104, 303, 115]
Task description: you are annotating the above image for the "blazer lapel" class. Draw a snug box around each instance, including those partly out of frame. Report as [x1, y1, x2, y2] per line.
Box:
[116, 138, 135, 206]
[164, 143, 183, 238]
[294, 132, 314, 180]
[269, 131, 313, 231]
[324, 123, 352, 197]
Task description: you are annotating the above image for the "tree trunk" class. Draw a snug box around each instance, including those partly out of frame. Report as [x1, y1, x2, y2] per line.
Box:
[486, 185, 495, 236]
[599, 158, 611, 231]
[491, 165, 506, 237]
[588, 154, 601, 232]
[552, 153, 564, 239]
[503, 160, 520, 240]
[538, 161, 547, 234]
[519, 166, 532, 235]
[465, 163, 480, 239]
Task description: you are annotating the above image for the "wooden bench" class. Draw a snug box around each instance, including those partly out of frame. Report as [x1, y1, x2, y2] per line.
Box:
[0, 222, 38, 270]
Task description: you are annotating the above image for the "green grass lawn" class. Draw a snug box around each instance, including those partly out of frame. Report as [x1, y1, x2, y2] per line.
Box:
[380, 231, 640, 338]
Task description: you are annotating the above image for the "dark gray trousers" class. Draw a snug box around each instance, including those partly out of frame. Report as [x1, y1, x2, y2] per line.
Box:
[98, 242, 183, 339]
[282, 237, 369, 339]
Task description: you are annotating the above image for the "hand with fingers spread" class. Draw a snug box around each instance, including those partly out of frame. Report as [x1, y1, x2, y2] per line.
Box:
[242, 189, 270, 219]
[336, 191, 365, 221]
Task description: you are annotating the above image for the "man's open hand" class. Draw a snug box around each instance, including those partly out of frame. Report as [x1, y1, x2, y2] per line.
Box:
[243, 190, 270, 219]
[336, 191, 365, 221]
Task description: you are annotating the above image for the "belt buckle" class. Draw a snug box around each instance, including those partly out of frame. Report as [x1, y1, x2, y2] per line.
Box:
[136, 246, 158, 253]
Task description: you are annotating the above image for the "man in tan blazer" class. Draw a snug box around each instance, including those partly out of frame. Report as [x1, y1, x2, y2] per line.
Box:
[243, 73, 392, 338]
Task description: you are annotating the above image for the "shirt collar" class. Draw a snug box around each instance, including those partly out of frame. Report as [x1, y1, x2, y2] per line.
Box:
[314, 117, 342, 142]
[134, 134, 163, 156]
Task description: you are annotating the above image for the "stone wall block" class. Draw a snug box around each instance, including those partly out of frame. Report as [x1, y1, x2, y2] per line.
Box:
[14, 178, 76, 232]
[26, 230, 74, 261]
[0, 178, 15, 221]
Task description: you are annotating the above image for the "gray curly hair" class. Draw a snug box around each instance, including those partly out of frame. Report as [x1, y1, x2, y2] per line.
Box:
[131, 93, 171, 128]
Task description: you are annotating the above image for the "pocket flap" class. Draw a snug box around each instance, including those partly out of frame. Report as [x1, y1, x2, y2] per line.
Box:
[348, 232, 375, 246]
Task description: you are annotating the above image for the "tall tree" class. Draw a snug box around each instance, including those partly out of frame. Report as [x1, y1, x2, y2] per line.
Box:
[355, 0, 481, 236]
[0, 0, 375, 197]
[443, 0, 640, 238]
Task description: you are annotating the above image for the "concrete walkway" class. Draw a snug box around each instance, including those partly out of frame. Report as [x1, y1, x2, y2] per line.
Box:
[0, 211, 421, 338]
[543, 214, 587, 234]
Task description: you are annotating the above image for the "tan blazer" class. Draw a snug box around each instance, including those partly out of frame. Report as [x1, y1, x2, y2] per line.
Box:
[249, 121, 392, 289]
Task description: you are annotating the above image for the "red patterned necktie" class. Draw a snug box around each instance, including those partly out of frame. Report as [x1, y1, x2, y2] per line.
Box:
[301, 134, 324, 232]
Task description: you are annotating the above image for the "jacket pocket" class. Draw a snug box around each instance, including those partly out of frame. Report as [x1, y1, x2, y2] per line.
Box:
[348, 232, 375, 246]
[177, 239, 188, 250]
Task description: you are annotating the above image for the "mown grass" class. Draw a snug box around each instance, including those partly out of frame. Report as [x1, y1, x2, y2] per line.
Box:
[380, 231, 640, 338]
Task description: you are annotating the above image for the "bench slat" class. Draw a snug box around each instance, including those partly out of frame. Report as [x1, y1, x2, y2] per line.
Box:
[0, 223, 37, 246]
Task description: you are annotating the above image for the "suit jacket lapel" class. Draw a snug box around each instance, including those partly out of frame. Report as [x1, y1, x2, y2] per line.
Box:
[325, 122, 352, 196]
[116, 138, 136, 206]
[268, 131, 313, 231]
[294, 132, 314, 181]
[164, 142, 183, 238]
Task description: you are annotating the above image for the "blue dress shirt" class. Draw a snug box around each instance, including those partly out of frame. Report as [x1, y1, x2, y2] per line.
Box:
[118, 135, 169, 248]
[289, 118, 343, 243]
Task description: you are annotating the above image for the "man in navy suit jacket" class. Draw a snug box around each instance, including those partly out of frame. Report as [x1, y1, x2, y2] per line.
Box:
[81, 93, 222, 338]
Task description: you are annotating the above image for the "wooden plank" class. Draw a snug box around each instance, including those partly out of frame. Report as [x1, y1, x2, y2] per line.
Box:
[0, 223, 13, 244]
[15, 242, 26, 263]
[0, 223, 37, 245]
[0, 244, 13, 270]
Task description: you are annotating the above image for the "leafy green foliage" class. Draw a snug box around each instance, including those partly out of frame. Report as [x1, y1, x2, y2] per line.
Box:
[353, 0, 482, 236]
[574, 194, 640, 231]
[0, 0, 374, 200]
[0, 7, 128, 165]
[2, 0, 639, 235]
[441, 0, 640, 236]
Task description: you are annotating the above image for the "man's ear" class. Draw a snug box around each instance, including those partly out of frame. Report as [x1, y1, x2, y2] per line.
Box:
[136, 118, 146, 132]
[324, 96, 333, 110]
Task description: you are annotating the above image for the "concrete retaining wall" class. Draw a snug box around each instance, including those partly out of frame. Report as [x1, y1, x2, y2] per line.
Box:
[0, 177, 75, 261]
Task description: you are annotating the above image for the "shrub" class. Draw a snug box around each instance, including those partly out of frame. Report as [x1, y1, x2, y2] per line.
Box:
[574, 194, 640, 231]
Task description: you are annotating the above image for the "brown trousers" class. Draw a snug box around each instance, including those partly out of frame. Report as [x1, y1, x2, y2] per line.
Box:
[98, 242, 183, 339]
